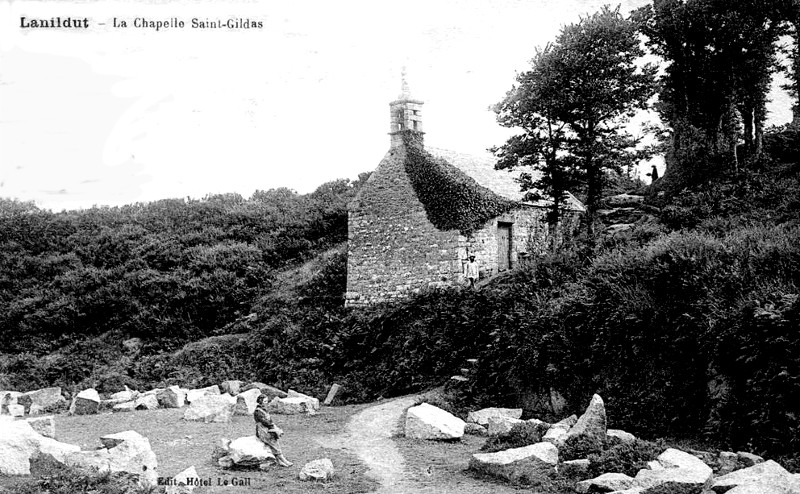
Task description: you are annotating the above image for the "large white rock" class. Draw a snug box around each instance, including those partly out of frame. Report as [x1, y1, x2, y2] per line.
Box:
[487, 416, 526, 436]
[299, 458, 335, 481]
[563, 394, 606, 443]
[157, 386, 186, 408]
[227, 436, 276, 467]
[267, 396, 316, 415]
[242, 382, 288, 399]
[1, 391, 22, 413]
[576, 472, 637, 494]
[69, 388, 101, 415]
[0, 417, 80, 475]
[66, 430, 158, 487]
[608, 429, 637, 444]
[109, 387, 136, 402]
[235, 389, 262, 416]
[165, 465, 199, 494]
[466, 407, 523, 427]
[185, 385, 220, 404]
[469, 442, 558, 483]
[542, 426, 567, 445]
[220, 380, 243, 396]
[404, 403, 465, 440]
[634, 449, 712, 494]
[8, 404, 24, 417]
[134, 394, 159, 410]
[710, 460, 795, 494]
[18, 387, 65, 412]
[287, 390, 320, 411]
[183, 394, 236, 423]
[113, 401, 137, 413]
[25, 416, 55, 438]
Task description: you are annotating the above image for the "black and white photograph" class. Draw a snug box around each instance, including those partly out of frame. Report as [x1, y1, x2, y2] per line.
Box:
[1, 0, 798, 492]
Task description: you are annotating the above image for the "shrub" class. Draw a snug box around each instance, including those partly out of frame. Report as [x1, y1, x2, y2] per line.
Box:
[586, 439, 665, 477]
[480, 421, 551, 453]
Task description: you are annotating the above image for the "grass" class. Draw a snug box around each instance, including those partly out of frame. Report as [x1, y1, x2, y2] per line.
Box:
[0, 405, 378, 494]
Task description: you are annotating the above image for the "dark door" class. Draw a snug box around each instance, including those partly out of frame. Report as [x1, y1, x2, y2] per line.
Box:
[497, 222, 512, 272]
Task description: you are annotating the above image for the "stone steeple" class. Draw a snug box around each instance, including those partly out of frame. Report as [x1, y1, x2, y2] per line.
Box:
[389, 67, 424, 149]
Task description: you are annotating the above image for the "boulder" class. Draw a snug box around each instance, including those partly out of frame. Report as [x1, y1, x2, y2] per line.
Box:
[185, 385, 220, 404]
[725, 484, 791, 494]
[710, 460, 795, 494]
[469, 442, 558, 483]
[487, 416, 526, 436]
[28, 404, 46, 415]
[299, 458, 335, 481]
[543, 426, 567, 445]
[563, 394, 606, 444]
[18, 387, 64, 412]
[287, 390, 320, 411]
[576, 473, 637, 494]
[404, 403, 465, 440]
[134, 394, 159, 411]
[267, 396, 315, 415]
[634, 448, 713, 494]
[656, 448, 711, 473]
[235, 389, 262, 416]
[113, 401, 137, 413]
[165, 465, 198, 494]
[109, 387, 136, 402]
[464, 423, 489, 436]
[183, 394, 236, 423]
[552, 414, 578, 430]
[157, 386, 186, 408]
[608, 429, 637, 444]
[466, 407, 524, 427]
[718, 451, 739, 475]
[323, 383, 341, 405]
[66, 430, 158, 487]
[0, 417, 80, 475]
[8, 404, 25, 417]
[69, 388, 101, 415]
[736, 452, 765, 468]
[220, 380, 243, 396]
[25, 416, 55, 438]
[1, 391, 22, 413]
[227, 436, 276, 467]
[242, 382, 287, 399]
[559, 458, 590, 478]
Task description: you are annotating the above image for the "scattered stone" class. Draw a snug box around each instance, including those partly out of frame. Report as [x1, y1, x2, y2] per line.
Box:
[563, 394, 606, 444]
[25, 416, 55, 438]
[185, 385, 220, 404]
[404, 403, 465, 440]
[183, 394, 236, 423]
[466, 407, 523, 427]
[267, 396, 317, 415]
[157, 386, 186, 409]
[165, 465, 198, 494]
[0, 417, 80, 475]
[710, 460, 795, 494]
[69, 388, 101, 415]
[324, 383, 341, 405]
[227, 436, 276, 468]
[552, 414, 578, 430]
[18, 387, 64, 413]
[487, 416, 526, 436]
[134, 394, 159, 411]
[469, 442, 558, 484]
[576, 472, 637, 493]
[634, 448, 712, 493]
[8, 404, 24, 417]
[287, 390, 320, 411]
[110, 387, 136, 402]
[464, 423, 489, 436]
[241, 382, 287, 399]
[736, 451, 765, 468]
[299, 458, 335, 481]
[559, 458, 590, 478]
[113, 401, 137, 413]
[220, 380, 243, 396]
[542, 426, 567, 445]
[66, 430, 158, 487]
[235, 389, 262, 416]
[657, 448, 712, 474]
[607, 429, 637, 444]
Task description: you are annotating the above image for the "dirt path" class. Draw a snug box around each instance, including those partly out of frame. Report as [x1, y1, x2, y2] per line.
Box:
[315, 395, 419, 493]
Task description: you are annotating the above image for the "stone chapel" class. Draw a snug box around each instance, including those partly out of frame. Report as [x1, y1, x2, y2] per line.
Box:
[345, 76, 584, 307]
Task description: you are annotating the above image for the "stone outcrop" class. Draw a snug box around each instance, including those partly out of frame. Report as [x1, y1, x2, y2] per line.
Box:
[18, 387, 65, 413]
[710, 460, 797, 494]
[185, 385, 220, 404]
[469, 442, 558, 483]
[487, 416, 526, 436]
[634, 448, 713, 494]
[234, 389, 262, 416]
[466, 407, 523, 427]
[134, 394, 159, 410]
[404, 403, 465, 440]
[183, 394, 236, 423]
[69, 388, 101, 415]
[65, 430, 158, 487]
[563, 394, 606, 444]
[0, 417, 80, 475]
[299, 458, 335, 481]
[157, 386, 186, 408]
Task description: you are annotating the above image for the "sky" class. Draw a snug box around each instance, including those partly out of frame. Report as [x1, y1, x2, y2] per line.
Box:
[0, 0, 794, 211]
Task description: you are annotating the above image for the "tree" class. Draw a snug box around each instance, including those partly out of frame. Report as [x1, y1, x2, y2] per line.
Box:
[494, 6, 656, 235]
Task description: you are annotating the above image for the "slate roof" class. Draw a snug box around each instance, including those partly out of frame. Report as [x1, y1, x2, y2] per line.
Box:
[426, 147, 585, 212]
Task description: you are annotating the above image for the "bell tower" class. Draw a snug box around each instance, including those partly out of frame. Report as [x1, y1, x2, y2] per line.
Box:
[389, 67, 424, 149]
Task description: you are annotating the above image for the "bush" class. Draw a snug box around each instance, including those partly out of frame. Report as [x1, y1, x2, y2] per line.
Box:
[586, 439, 665, 477]
[481, 421, 551, 453]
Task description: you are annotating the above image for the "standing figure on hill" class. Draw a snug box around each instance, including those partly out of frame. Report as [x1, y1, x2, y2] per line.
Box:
[464, 255, 480, 289]
[254, 394, 293, 467]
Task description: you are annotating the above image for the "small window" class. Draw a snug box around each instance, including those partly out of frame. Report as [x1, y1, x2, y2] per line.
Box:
[413, 121, 418, 130]
[412, 110, 418, 115]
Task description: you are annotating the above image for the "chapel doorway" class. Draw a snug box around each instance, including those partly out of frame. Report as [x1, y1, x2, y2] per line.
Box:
[497, 222, 512, 272]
